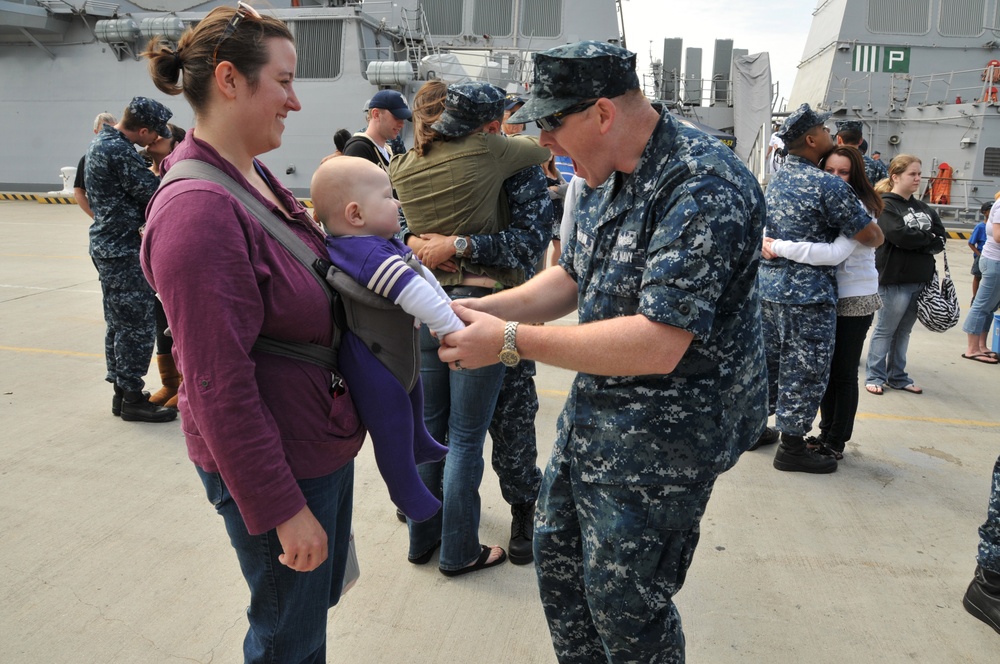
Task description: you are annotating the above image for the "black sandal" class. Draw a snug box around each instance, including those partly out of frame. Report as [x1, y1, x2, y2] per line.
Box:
[439, 545, 507, 577]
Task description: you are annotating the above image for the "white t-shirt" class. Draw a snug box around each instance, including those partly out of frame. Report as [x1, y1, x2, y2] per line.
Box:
[768, 133, 785, 173]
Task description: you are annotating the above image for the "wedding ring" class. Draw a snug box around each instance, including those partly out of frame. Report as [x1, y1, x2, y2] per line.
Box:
[454, 359, 464, 370]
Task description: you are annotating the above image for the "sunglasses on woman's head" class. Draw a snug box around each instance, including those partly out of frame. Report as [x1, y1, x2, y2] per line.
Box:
[212, 1, 262, 68]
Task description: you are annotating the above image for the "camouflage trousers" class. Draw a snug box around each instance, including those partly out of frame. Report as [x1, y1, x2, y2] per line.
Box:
[534, 424, 716, 663]
[92, 255, 156, 393]
[762, 301, 836, 436]
[487, 360, 542, 506]
[978, 453, 1000, 573]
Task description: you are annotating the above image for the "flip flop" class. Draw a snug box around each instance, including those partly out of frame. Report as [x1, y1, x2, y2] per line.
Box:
[891, 384, 923, 394]
[439, 545, 507, 577]
[963, 353, 1000, 364]
[865, 384, 883, 395]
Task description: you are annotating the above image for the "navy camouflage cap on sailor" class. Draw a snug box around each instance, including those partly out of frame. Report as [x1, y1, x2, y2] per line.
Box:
[776, 103, 831, 144]
[127, 96, 172, 139]
[507, 41, 640, 125]
[431, 82, 506, 138]
[835, 119, 863, 133]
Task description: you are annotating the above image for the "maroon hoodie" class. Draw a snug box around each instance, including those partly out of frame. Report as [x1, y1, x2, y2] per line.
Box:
[142, 130, 363, 535]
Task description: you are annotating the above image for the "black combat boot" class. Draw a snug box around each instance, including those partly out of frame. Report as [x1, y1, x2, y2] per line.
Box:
[120, 389, 177, 423]
[748, 426, 779, 451]
[112, 384, 149, 417]
[508, 500, 535, 565]
[963, 564, 1000, 635]
[773, 433, 837, 473]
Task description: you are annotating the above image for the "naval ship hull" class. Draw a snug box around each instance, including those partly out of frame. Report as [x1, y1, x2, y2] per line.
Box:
[0, 0, 620, 196]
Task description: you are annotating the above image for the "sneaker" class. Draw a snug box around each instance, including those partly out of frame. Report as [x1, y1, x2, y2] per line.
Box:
[748, 426, 779, 451]
[773, 434, 837, 473]
[508, 501, 535, 565]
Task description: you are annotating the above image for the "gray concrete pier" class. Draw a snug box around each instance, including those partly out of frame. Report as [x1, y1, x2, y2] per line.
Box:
[1, 200, 997, 663]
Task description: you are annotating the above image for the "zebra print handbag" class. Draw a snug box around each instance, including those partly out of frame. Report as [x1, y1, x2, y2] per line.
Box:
[916, 248, 960, 333]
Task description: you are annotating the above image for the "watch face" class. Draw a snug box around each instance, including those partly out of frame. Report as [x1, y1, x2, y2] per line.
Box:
[454, 237, 468, 252]
[499, 348, 520, 367]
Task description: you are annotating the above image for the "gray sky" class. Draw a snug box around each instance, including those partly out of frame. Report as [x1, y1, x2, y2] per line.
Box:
[620, 0, 817, 110]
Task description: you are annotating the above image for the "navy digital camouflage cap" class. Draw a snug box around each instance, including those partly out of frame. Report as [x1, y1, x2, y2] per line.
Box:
[507, 41, 640, 125]
[776, 103, 830, 144]
[127, 96, 172, 139]
[835, 119, 863, 133]
[504, 94, 526, 112]
[431, 82, 506, 138]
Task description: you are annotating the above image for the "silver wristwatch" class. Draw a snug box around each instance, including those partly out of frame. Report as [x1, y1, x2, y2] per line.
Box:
[453, 236, 469, 258]
[498, 321, 521, 367]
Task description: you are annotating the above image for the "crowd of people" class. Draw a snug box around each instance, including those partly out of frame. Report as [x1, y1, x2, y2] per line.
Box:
[71, 4, 1000, 660]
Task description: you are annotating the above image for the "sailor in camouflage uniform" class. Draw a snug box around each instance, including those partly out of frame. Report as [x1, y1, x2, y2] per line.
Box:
[760, 104, 881, 473]
[398, 82, 552, 564]
[963, 454, 1000, 634]
[439, 42, 767, 663]
[835, 119, 888, 185]
[85, 96, 176, 423]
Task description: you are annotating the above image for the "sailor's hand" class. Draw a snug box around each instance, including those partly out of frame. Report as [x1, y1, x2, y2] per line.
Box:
[275, 505, 328, 572]
[439, 303, 505, 370]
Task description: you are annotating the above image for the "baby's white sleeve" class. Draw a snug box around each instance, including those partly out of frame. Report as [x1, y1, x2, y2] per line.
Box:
[394, 265, 465, 336]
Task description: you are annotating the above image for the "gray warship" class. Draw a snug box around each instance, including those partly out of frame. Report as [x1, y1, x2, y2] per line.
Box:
[0, 0, 620, 196]
[790, 0, 1000, 218]
[640, 0, 1000, 220]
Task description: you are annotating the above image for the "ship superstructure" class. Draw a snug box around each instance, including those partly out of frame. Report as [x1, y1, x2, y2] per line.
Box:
[0, 0, 620, 194]
[791, 0, 1000, 217]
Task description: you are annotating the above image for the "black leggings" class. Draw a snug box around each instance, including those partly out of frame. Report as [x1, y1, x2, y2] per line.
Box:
[154, 297, 173, 355]
[818, 313, 874, 445]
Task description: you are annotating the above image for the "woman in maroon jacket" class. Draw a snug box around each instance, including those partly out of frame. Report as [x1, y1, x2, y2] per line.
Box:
[141, 6, 364, 662]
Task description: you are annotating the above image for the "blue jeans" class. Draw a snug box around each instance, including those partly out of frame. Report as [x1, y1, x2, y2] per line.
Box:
[196, 463, 354, 664]
[409, 322, 505, 571]
[963, 255, 1000, 335]
[865, 282, 922, 388]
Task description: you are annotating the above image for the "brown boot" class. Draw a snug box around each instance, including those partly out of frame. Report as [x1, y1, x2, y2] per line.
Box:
[149, 354, 181, 407]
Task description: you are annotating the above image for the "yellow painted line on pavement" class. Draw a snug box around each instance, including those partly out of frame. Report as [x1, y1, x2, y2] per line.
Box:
[539, 389, 996, 428]
[856, 411, 999, 428]
[1, 253, 88, 259]
[0, 345, 103, 358]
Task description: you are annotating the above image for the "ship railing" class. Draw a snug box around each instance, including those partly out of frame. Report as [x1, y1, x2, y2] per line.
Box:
[905, 66, 999, 106]
[650, 71, 738, 108]
[922, 175, 997, 221]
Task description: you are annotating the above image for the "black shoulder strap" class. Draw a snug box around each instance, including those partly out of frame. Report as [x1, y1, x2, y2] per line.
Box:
[160, 160, 333, 304]
[159, 159, 340, 373]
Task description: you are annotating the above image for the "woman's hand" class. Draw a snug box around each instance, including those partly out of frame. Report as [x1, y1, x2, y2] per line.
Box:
[415, 233, 460, 271]
[761, 237, 777, 260]
[275, 505, 328, 572]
